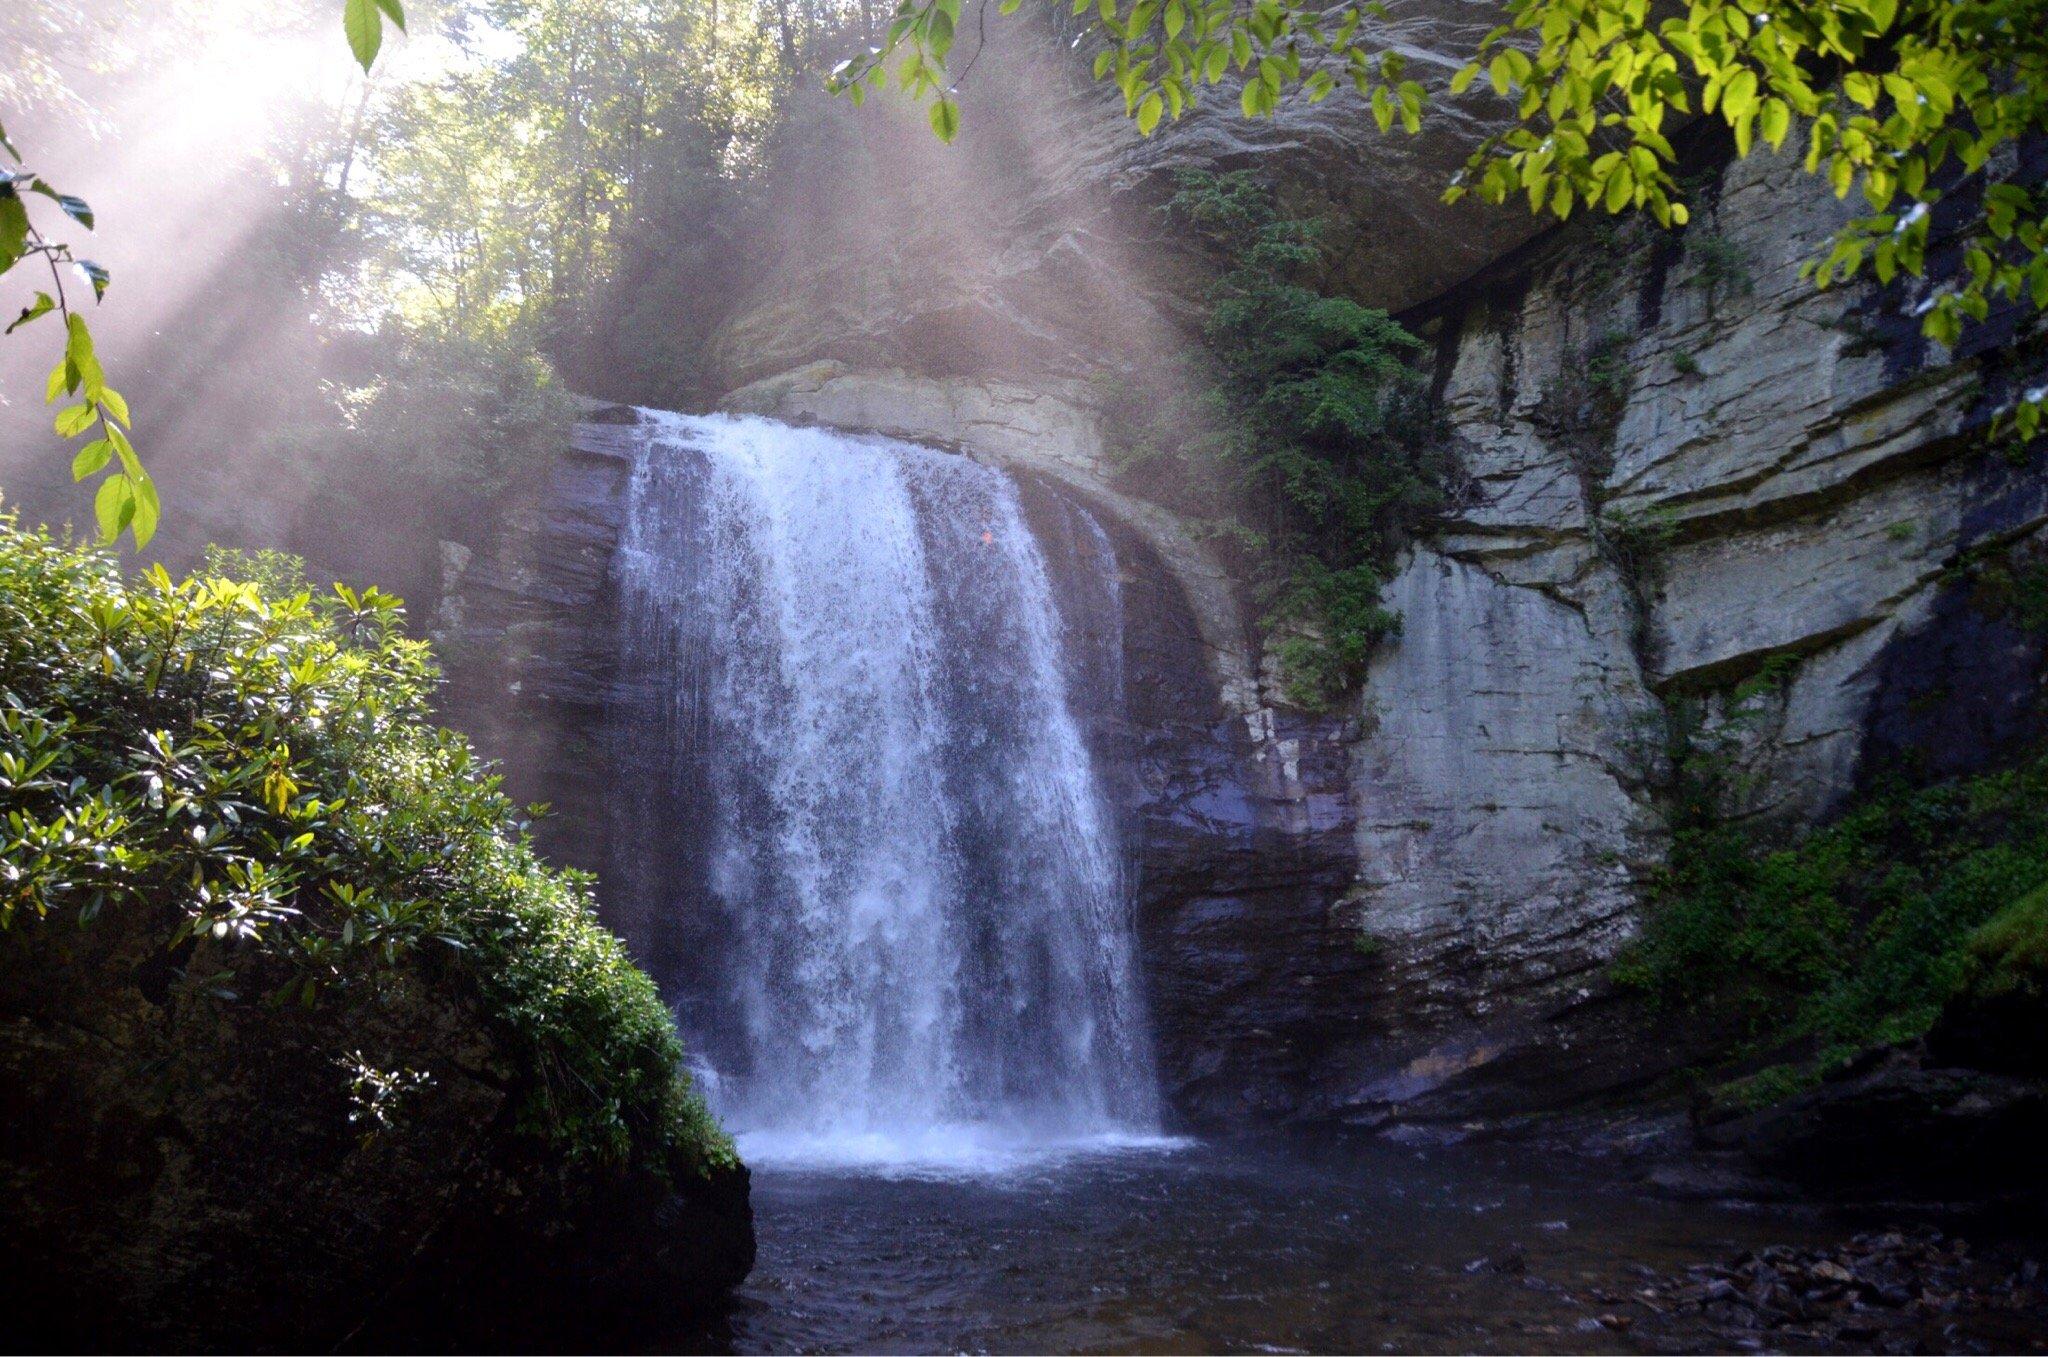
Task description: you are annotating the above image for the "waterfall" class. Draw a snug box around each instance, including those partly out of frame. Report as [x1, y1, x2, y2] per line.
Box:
[614, 412, 1162, 1169]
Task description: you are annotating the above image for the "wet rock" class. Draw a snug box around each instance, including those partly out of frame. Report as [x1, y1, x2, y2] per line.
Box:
[1466, 1244, 1529, 1276]
[1644, 1152, 1799, 1203]
[1696, 1045, 2048, 1205]
[1607, 1226, 2048, 1354]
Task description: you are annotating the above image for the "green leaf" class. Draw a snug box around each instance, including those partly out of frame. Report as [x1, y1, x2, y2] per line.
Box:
[107, 424, 142, 480]
[6, 291, 54, 334]
[929, 97, 960, 143]
[374, 0, 406, 29]
[65, 314, 104, 395]
[71, 438, 112, 482]
[95, 473, 136, 544]
[344, 0, 383, 72]
[0, 190, 27, 269]
[1721, 68, 1758, 120]
[54, 402, 97, 438]
[1136, 91, 1164, 134]
[1760, 99, 1790, 151]
[1603, 162, 1633, 212]
[129, 473, 160, 548]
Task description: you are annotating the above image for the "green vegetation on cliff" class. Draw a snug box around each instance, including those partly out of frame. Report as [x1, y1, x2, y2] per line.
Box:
[1102, 170, 1446, 711]
[0, 518, 729, 1174]
[1618, 727, 2048, 1072]
[1956, 879, 2048, 1006]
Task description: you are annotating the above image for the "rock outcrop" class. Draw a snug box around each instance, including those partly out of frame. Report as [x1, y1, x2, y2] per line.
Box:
[1325, 146, 2047, 1124]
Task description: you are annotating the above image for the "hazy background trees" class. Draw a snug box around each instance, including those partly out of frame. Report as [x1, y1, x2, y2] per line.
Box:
[0, 0, 873, 589]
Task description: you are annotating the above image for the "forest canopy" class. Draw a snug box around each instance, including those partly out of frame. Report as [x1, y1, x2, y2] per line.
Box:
[0, 0, 850, 557]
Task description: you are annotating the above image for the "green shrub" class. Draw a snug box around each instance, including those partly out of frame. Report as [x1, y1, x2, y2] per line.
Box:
[0, 520, 730, 1175]
[1268, 560, 1402, 710]
[1709, 1060, 1828, 1114]
[1618, 747, 2048, 1054]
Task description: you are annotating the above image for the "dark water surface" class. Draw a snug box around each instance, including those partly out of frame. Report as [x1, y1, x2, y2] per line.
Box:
[665, 1139, 1852, 1355]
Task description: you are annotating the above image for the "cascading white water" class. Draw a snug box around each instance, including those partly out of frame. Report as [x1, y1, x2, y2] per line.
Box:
[615, 412, 1163, 1170]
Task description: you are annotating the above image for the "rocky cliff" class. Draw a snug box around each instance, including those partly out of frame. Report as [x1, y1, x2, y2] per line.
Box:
[440, 126, 2046, 1149]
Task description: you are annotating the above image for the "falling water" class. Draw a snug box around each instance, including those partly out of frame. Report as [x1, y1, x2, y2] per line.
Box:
[614, 412, 1162, 1170]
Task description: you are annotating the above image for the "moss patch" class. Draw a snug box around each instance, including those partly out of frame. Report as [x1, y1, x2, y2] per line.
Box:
[1955, 880, 2048, 1002]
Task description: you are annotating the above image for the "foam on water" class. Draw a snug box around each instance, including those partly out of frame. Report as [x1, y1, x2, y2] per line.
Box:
[735, 1126, 1194, 1179]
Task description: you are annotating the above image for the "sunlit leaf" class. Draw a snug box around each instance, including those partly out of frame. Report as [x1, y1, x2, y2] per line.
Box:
[344, 0, 383, 72]
[71, 438, 112, 482]
[0, 190, 27, 269]
[94, 472, 136, 543]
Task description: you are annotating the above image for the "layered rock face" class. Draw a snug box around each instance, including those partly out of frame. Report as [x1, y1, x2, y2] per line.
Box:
[1335, 147, 2048, 1124]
